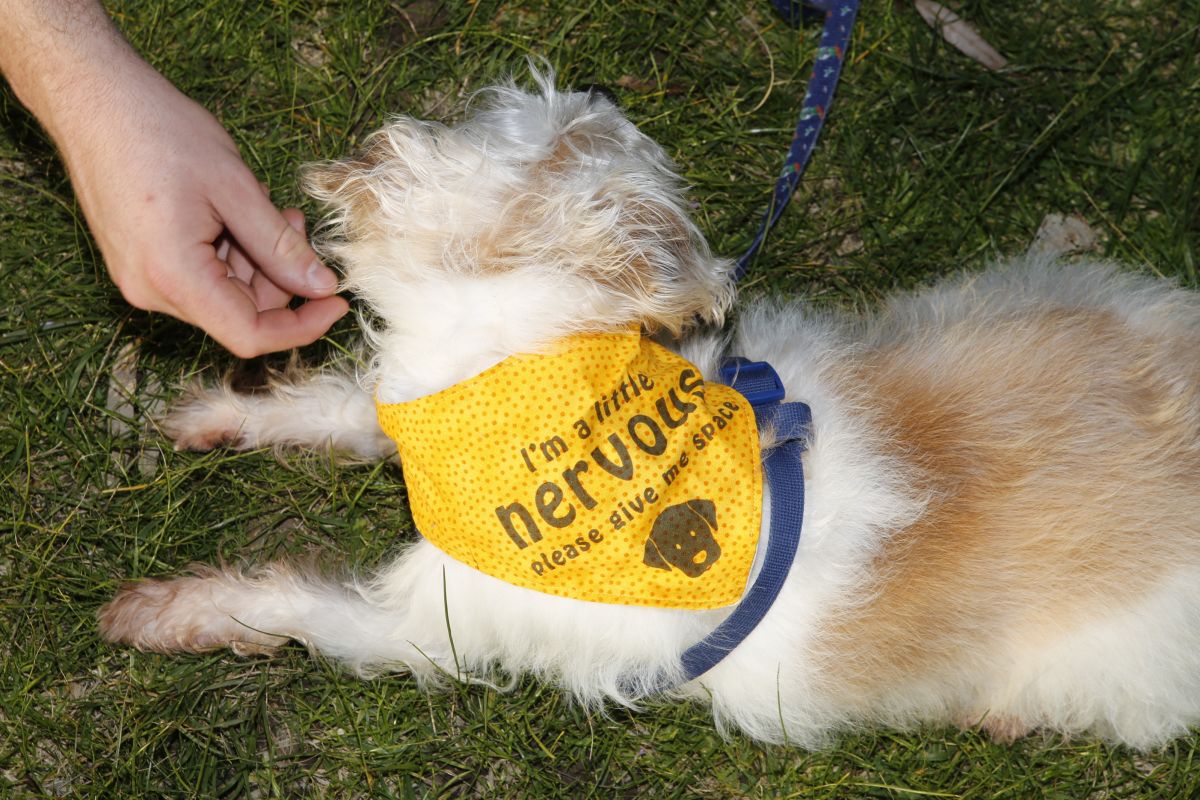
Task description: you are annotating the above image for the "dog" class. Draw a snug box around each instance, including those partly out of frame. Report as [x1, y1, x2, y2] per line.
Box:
[98, 71, 1200, 749]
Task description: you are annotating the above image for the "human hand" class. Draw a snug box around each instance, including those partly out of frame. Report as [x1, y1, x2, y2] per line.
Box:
[53, 60, 349, 357]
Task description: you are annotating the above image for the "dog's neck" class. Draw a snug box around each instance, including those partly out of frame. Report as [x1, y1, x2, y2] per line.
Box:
[368, 270, 614, 404]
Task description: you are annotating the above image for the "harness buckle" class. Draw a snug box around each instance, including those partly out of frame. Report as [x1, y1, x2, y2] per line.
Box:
[719, 357, 786, 407]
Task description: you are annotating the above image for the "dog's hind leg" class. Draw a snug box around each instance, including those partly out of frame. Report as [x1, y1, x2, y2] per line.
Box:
[160, 364, 394, 460]
[98, 563, 421, 669]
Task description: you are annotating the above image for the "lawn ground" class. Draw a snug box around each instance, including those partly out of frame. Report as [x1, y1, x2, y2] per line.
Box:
[2, 0, 1200, 797]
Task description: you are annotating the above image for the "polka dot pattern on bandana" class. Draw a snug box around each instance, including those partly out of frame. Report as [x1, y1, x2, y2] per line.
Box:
[377, 331, 763, 609]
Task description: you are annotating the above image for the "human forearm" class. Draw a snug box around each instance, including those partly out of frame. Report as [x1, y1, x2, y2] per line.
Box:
[0, 1, 145, 142]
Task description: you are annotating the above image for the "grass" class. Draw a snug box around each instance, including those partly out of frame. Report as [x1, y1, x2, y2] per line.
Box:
[2, 0, 1199, 796]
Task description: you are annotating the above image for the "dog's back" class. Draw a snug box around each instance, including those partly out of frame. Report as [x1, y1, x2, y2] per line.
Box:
[746, 260, 1200, 746]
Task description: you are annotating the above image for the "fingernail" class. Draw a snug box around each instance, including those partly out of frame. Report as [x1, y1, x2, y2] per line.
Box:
[307, 259, 338, 293]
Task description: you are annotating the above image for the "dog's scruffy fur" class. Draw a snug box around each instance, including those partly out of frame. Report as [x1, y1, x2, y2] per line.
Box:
[99, 72, 1200, 749]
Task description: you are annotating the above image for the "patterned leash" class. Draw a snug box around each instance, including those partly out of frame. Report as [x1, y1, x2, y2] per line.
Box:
[656, 0, 858, 690]
[734, 0, 861, 281]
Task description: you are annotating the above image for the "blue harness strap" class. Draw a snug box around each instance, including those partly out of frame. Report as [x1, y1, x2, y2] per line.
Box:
[673, 359, 812, 685]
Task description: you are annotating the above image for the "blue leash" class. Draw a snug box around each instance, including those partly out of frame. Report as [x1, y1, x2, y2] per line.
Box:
[648, 0, 855, 691]
[735, 0, 860, 280]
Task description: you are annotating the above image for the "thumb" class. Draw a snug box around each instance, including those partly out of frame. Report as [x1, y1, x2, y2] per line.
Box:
[215, 168, 339, 298]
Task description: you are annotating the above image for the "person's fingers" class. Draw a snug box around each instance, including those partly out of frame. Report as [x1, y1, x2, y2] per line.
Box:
[222, 210, 309, 310]
[215, 233, 233, 265]
[204, 287, 350, 358]
[248, 266, 293, 310]
[245, 296, 350, 354]
[166, 252, 348, 357]
[223, 237, 291, 309]
[214, 294, 348, 357]
[280, 207, 306, 232]
[214, 170, 338, 300]
[222, 235, 254, 283]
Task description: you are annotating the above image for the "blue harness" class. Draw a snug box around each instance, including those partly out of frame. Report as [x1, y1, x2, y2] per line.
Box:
[671, 359, 812, 686]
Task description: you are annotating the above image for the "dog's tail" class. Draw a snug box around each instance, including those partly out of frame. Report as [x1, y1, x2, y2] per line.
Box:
[98, 562, 422, 671]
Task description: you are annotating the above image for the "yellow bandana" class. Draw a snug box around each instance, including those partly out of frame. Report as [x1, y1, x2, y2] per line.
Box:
[376, 331, 763, 609]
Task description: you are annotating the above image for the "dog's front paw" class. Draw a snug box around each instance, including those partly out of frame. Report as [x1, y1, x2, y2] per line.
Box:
[98, 573, 287, 655]
[158, 387, 248, 452]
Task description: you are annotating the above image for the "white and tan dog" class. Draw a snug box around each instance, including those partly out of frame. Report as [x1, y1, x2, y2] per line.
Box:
[99, 72, 1200, 749]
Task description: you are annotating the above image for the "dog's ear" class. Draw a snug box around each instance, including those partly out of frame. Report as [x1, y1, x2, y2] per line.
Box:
[503, 80, 736, 334]
[300, 117, 471, 293]
[687, 499, 717, 531]
[591, 188, 736, 335]
[643, 538, 672, 571]
[555, 105, 734, 332]
[301, 129, 407, 238]
[302, 142, 378, 233]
